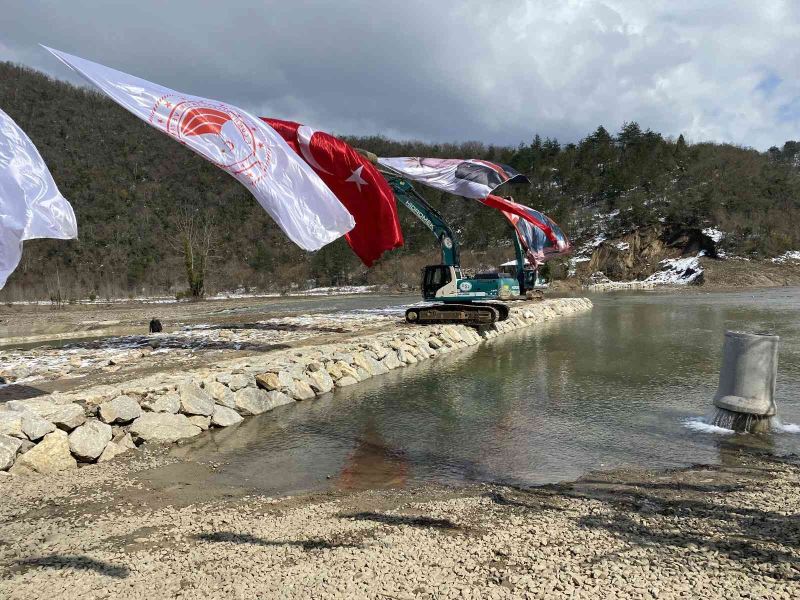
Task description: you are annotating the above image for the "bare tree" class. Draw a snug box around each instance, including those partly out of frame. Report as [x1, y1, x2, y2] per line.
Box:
[170, 208, 215, 299]
[46, 265, 65, 309]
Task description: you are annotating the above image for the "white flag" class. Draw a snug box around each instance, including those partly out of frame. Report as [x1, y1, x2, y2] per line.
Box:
[44, 46, 354, 251]
[0, 108, 78, 289]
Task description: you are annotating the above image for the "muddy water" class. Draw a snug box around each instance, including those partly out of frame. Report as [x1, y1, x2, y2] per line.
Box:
[157, 288, 800, 496]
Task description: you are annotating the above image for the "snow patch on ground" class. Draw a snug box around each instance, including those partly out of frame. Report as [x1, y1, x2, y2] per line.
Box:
[644, 252, 705, 285]
[3, 286, 379, 306]
[206, 291, 281, 301]
[771, 251, 800, 264]
[293, 286, 376, 296]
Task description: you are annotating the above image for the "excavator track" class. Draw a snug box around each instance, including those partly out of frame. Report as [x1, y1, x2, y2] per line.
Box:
[405, 303, 503, 326]
[472, 301, 510, 321]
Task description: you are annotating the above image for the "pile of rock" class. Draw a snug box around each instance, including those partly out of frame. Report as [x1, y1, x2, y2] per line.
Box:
[0, 298, 592, 478]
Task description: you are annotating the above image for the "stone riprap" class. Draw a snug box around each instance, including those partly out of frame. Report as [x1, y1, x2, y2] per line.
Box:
[0, 298, 592, 476]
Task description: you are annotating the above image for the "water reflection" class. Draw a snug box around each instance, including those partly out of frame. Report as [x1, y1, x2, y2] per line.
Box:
[336, 419, 409, 490]
[716, 433, 776, 467]
[164, 288, 800, 496]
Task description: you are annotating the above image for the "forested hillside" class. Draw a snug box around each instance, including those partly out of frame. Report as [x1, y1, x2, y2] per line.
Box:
[2, 61, 799, 300]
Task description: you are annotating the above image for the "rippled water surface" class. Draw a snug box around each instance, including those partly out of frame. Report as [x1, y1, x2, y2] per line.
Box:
[169, 288, 800, 495]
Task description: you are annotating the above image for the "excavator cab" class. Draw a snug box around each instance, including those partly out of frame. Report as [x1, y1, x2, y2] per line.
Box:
[421, 265, 454, 300]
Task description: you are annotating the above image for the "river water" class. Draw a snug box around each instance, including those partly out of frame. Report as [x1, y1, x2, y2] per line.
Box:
[167, 287, 800, 495]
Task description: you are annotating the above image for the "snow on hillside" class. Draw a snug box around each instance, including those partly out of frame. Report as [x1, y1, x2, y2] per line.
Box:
[644, 252, 705, 285]
[702, 227, 725, 243]
[568, 233, 607, 276]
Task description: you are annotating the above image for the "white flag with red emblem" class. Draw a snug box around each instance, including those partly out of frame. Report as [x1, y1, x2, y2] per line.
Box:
[43, 46, 354, 251]
[0, 107, 77, 289]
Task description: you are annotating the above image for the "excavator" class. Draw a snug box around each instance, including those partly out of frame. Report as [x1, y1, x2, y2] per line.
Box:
[383, 175, 538, 326]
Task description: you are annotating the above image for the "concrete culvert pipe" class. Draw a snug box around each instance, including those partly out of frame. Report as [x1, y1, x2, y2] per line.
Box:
[712, 331, 779, 432]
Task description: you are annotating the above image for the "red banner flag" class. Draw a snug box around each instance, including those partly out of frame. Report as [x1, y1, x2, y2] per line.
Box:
[262, 118, 403, 266]
[481, 195, 571, 266]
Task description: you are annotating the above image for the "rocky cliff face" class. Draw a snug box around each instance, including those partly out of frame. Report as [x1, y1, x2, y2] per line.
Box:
[580, 225, 716, 283]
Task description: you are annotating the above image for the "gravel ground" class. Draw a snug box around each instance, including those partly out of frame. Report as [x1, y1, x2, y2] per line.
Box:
[0, 449, 798, 599]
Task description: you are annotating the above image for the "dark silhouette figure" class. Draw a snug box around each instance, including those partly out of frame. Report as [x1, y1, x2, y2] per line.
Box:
[148, 318, 163, 334]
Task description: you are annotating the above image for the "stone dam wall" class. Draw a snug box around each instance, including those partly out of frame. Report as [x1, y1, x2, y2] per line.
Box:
[0, 298, 592, 477]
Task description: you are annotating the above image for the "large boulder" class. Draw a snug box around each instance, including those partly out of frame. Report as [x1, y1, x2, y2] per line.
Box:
[427, 337, 444, 349]
[354, 352, 389, 376]
[46, 404, 87, 431]
[334, 362, 361, 381]
[99, 395, 142, 424]
[326, 362, 343, 380]
[10, 430, 77, 475]
[234, 388, 293, 416]
[6, 399, 87, 432]
[129, 413, 202, 444]
[188, 415, 211, 430]
[97, 441, 129, 463]
[255, 371, 293, 392]
[178, 383, 215, 416]
[111, 431, 137, 450]
[0, 434, 22, 471]
[0, 411, 25, 439]
[335, 376, 359, 387]
[20, 412, 56, 441]
[307, 369, 334, 394]
[205, 381, 235, 408]
[227, 374, 251, 391]
[380, 352, 403, 370]
[211, 405, 244, 427]
[286, 379, 316, 401]
[142, 393, 180, 414]
[5, 398, 58, 415]
[68, 420, 113, 461]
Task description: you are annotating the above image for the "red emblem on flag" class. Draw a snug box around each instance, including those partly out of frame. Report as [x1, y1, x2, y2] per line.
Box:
[150, 96, 273, 185]
[179, 107, 231, 137]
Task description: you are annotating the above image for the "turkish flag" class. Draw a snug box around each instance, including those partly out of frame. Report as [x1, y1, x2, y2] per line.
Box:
[262, 118, 403, 266]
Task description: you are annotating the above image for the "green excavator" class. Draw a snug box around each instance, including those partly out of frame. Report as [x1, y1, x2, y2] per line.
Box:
[384, 175, 538, 326]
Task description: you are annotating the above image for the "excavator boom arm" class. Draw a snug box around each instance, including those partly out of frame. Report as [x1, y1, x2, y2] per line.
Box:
[385, 176, 460, 267]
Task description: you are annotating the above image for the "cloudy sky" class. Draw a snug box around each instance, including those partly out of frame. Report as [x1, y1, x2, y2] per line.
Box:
[1, 0, 798, 150]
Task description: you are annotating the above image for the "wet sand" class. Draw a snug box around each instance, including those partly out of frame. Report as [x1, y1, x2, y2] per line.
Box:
[0, 446, 797, 599]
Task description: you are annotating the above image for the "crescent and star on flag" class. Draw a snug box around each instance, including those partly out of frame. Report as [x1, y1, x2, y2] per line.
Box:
[297, 125, 368, 192]
[345, 165, 368, 191]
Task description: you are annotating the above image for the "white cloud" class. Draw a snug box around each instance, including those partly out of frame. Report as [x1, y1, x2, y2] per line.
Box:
[1, 0, 798, 149]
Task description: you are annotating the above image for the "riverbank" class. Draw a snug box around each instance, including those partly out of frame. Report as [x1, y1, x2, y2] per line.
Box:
[0, 298, 592, 477]
[0, 446, 797, 598]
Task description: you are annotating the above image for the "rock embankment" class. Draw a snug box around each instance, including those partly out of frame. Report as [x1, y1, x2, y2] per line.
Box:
[0, 298, 592, 477]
